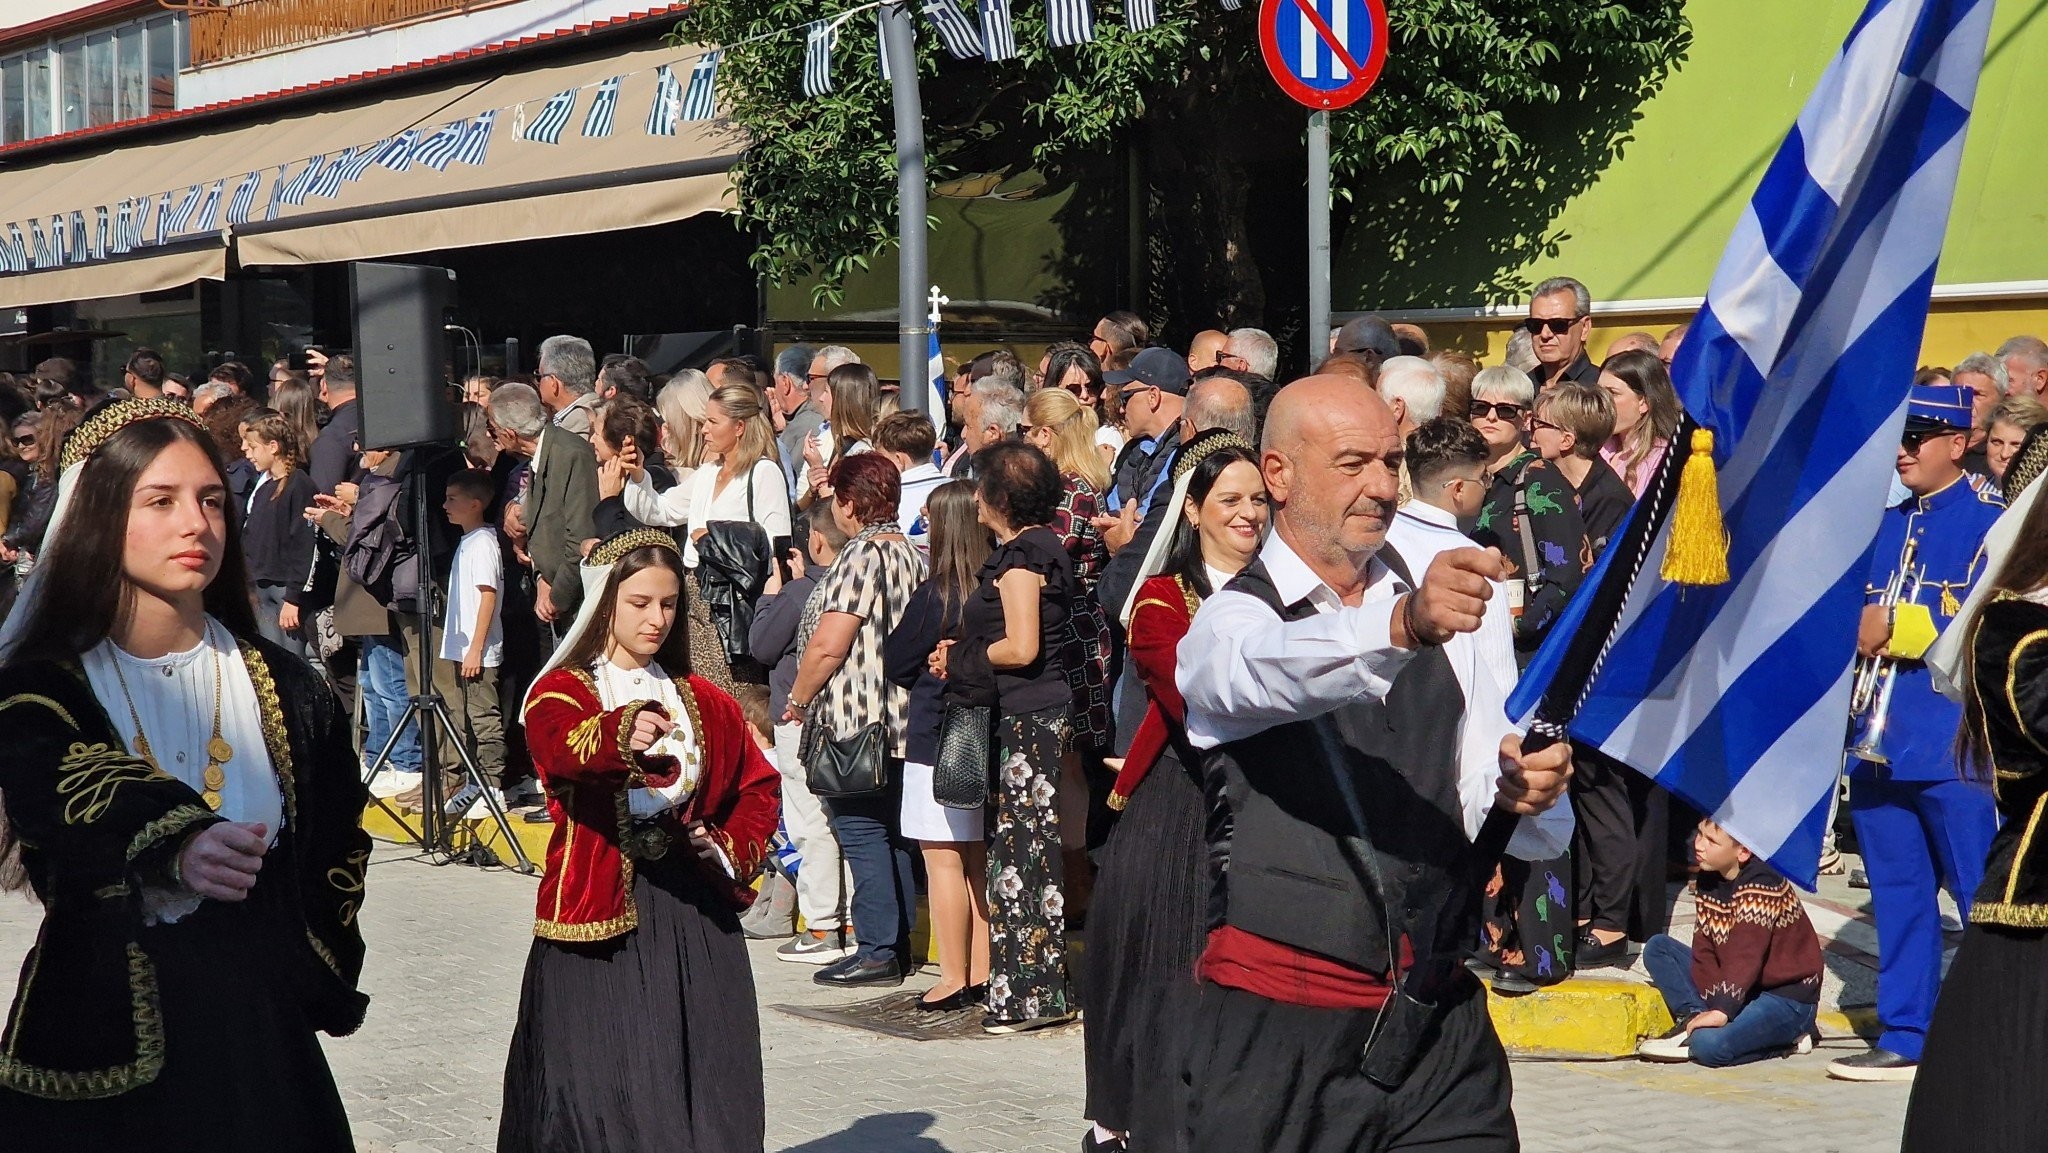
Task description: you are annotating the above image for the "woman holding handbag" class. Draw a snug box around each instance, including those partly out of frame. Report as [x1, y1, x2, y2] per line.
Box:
[885, 481, 995, 1011]
[935, 441, 1079, 1035]
[499, 528, 780, 1153]
[786, 453, 926, 989]
[1083, 431, 1265, 1153]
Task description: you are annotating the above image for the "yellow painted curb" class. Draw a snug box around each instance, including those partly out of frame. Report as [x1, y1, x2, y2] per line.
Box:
[362, 801, 553, 871]
[1486, 976, 1673, 1059]
[1818, 1006, 1879, 1038]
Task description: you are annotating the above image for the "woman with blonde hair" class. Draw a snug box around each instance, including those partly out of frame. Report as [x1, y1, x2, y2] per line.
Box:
[798, 364, 884, 511]
[655, 369, 712, 482]
[1024, 387, 1111, 494]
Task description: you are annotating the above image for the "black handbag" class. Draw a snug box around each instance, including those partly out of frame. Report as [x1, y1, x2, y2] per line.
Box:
[932, 705, 993, 809]
[802, 720, 893, 798]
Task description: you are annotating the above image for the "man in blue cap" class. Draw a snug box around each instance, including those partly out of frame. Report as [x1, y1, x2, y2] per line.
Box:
[1828, 379, 2003, 1083]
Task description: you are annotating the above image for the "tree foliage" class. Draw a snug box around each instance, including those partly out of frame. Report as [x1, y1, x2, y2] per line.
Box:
[676, 0, 1690, 322]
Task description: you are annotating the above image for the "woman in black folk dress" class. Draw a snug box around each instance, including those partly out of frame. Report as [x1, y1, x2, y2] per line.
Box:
[0, 399, 370, 1153]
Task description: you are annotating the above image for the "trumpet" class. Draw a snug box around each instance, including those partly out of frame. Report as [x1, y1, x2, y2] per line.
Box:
[1848, 534, 1923, 765]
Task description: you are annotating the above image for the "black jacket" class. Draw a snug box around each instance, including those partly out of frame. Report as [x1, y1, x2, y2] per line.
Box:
[1966, 594, 2048, 928]
[884, 581, 952, 765]
[309, 397, 361, 496]
[242, 469, 318, 596]
[748, 564, 824, 720]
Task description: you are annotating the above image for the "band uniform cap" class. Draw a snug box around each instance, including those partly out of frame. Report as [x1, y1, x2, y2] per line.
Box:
[1103, 346, 1192, 395]
[1904, 380, 1974, 434]
[1334, 315, 1401, 360]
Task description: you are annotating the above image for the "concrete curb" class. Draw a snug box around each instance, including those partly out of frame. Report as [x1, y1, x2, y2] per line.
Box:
[1487, 976, 1673, 1059]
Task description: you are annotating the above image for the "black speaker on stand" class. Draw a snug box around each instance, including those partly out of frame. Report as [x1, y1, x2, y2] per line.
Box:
[348, 261, 532, 874]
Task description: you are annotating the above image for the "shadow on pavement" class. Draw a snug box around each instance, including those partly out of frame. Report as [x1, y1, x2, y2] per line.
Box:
[779, 1111, 950, 1152]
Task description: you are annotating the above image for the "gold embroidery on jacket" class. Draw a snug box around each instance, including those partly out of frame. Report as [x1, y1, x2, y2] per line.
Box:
[56, 744, 167, 825]
[242, 644, 298, 829]
[124, 804, 214, 863]
[0, 944, 165, 1099]
[568, 715, 604, 762]
[0, 693, 76, 728]
[329, 847, 370, 926]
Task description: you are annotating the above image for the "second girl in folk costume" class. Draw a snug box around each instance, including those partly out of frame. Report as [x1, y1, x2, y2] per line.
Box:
[499, 529, 780, 1153]
[0, 399, 371, 1153]
[1082, 431, 1267, 1153]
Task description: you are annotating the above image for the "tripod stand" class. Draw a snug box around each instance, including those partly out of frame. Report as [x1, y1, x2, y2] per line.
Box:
[362, 452, 535, 874]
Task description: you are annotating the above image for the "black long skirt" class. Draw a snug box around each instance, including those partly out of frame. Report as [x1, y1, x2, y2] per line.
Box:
[0, 875, 352, 1153]
[1083, 750, 1207, 1150]
[498, 852, 765, 1153]
[1902, 922, 2048, 1153]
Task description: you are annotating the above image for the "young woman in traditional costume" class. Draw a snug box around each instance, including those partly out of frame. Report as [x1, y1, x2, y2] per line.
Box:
[1082, 430, 1265, 1153]
[498, 528, 780, 1153]
[0, 398, 371, 1152]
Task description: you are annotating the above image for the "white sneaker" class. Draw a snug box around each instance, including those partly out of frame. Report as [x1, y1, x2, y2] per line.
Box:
[368, 770, 422, 799]
[1637, 1027, 1692, 1062]
[1794, 1031, 1816, 1056]
[444, 781, 504, 819]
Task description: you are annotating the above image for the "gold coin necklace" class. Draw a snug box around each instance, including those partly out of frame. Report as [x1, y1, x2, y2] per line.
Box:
[112, 624, 232, 811]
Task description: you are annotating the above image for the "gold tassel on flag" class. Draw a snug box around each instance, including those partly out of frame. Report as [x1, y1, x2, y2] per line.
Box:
[1661, 428, 1730, 587]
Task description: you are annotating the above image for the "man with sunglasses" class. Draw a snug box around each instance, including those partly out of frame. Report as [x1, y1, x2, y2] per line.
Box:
[1522, 276, 1601, 392]
[1829, 379, 2003, 1084]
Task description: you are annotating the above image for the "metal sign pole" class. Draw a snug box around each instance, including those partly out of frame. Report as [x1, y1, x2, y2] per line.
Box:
[881, 1, 928, 412]
[1307, 109, 1331, 370]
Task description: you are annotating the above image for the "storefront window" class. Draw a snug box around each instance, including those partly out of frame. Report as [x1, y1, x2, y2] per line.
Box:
[117, 24, 146, 122]
[56, 38, 85, 133]
[0, 15, 179, 143]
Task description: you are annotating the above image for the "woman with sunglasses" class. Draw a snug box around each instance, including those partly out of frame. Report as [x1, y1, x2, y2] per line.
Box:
[1466, 365, 1588, 659]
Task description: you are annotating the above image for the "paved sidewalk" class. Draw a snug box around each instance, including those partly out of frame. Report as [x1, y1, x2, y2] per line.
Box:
[0, 846, 1912, 1152]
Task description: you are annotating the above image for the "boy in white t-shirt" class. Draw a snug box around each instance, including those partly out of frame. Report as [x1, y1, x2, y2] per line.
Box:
[438, 470, 506, 816]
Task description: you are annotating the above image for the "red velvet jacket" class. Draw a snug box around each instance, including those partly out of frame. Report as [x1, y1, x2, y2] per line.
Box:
[1110, 574, 1199, 809]
[524, 667, 780, 942]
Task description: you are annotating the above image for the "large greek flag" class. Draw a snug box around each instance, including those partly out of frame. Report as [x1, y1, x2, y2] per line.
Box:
[1509, 0, 1995, 888]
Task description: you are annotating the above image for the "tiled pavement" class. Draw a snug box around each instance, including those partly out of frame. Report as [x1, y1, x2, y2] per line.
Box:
[0, 845, 1912, 1151]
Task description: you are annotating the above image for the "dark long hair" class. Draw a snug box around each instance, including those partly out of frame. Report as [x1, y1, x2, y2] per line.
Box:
[7, 416, 261, 668]
[1958, 460, 2048, 781]
[1162, 444, 1263, 600]
[556, 545, 693, 676]
[927, 481, 992, 632]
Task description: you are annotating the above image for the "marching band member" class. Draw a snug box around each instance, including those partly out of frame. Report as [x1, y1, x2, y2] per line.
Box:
[1830, 380, 2002, 1083]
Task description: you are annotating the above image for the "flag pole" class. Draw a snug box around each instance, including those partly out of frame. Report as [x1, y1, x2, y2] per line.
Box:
[881, 0, 930, 413]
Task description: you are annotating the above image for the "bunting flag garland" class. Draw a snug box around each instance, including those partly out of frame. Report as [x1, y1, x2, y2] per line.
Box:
[280, 158, 323, 207]
[165, 185, 202, 235]
[339, 141, 383, 183]
[28, 220, 49, 270]
[0, 231, 15, 274]
[682, 54, 720, 122]
[68, 211, 88, 262]
[411, 120, 465, 171]
[1048, 0, 1095, 46]
[226, 171, 262, 226]
[584, 77, 621, 137]
[980, 0, 1019, 61]
[307, 148, 355, 199]
[648, 64, 684, 135]
[263, 163, 291, 221]
[93, 206, 110, 260]
[803, 20, 840, 98]
[192, 181, 225, 233]
[7, 224, 28, 272]
[454, 110, 496, 166]
[121, 196, 147, 250]
[524, 89, 578, 144]
[112, 201, 132, 255]
[152, 190, 173, 245]
[1127, 0, 1158, 30]
[1220, 0, 1241, 9]
[923, 0, 985, 59]
[49, 215, 68, 267]
[376, 130, 420, 173]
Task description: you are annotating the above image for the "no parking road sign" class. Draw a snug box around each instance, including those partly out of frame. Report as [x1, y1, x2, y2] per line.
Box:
[1258, 0, 1388, 111]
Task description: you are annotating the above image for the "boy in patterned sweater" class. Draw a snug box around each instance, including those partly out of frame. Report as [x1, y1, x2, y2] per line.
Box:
[1637, 819, 1824, 1067]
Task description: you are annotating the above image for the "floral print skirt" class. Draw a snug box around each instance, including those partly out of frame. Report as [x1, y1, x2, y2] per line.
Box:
[987, 705, 1074, 1021]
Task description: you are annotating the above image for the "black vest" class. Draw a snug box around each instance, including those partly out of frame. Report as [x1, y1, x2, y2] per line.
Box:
[1203, 546, 1476, 975]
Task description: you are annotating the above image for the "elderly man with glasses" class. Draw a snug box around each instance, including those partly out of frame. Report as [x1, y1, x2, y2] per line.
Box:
[1522, 276, 1601, 392]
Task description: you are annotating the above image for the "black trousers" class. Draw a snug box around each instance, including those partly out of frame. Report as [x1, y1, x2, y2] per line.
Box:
[1570, 746, 1671, 940]
[1184, 979, 1516, 1153]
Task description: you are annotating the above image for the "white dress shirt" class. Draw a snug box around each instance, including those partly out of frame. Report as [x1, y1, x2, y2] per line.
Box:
[1178, 527, 1572, 861]
[623, 458, 792, 567]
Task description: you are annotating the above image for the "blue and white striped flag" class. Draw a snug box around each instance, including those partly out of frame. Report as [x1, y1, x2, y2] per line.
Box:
[802, 21, 838, 98]
[29, 218, 51, 268]
[121, 196, 150, 250]
[411, 120, 464, 171]
[191, 180, 225, 233]
[375, 130, 420, 173]
[648, 64, 683, 134]
[879, 11, 893, 83]
[264, 163, 291, 221]
[226, 171, 262, 226]
[524, 89, 577, 144]
[454, 110, 495, 166]
[7, 224, 28, 273]
[1127, 0, 1158, 31]
[584, 76, 621, 137]
[0, 227, 16, 274]
[927, 326, 948, 434]
[923, 0, 985, 58]
[48, 215, 68, 266]
[305, 149, 349, 199]
[68, 211, 87, 261]
[93, 207, 110, 260]
[1220, 0, 1241, 10]
[1509, 0, 1997, 888]
[682, 54, 720, 122]
[280, 158, 323, 208]
[164, 186, 201, 235]
[1048, 0, 1094, 47]
[339, 142, 382, 183]
[152, 191, 173, 244]
[980, 0, 1019, 60]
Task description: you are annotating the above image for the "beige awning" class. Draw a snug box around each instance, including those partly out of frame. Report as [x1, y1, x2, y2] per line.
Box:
[0, 39, 738, 307]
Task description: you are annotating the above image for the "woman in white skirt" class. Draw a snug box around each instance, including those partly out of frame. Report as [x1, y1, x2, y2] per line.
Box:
[885, 481, 995, 1011]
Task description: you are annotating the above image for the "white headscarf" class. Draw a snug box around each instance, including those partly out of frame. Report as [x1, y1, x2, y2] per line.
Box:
[1117, 429, 1258, 628]
[520, 529, 683, 719]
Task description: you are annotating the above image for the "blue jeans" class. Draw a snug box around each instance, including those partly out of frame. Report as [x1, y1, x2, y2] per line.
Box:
[361, 633, 421, 775]
[1643, 934, 1816, 1068]
[824, 775, 915, 967]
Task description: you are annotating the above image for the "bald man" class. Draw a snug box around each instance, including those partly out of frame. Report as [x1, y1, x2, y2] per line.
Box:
[1187, 329, 1229, 373]
[1605, 331, 1659, 358]
[1178, 377, 1572, 1152]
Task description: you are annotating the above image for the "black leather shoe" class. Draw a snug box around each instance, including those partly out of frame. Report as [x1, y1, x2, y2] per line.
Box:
[813, 956, 906, 988]
[1575, 932, 1629, 969]
[916, 985, 977, 1012]
[1827, 1047, 1918, 1082]
[1490, 970, 1540, 997]
[1081, 1130, 1128, 1152]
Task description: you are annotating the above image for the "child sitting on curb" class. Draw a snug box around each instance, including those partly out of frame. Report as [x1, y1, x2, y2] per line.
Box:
[1638, 818, 1824, 1067]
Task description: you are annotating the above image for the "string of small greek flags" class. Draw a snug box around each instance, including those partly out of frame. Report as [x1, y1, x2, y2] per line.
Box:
[0, 0, 1170, 277]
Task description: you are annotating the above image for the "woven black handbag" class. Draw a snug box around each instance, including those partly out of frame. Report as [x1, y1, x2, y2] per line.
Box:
[932, 705, 993, 809]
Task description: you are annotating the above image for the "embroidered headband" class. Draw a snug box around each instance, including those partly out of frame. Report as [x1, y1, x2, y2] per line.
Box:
[589, 528, 682, 568]
[60, 397, 207, 471]
[1171, 430, 1256, 484]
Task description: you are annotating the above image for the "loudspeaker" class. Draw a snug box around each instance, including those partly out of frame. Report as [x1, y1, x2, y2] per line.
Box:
[350, 261, 458, 450]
